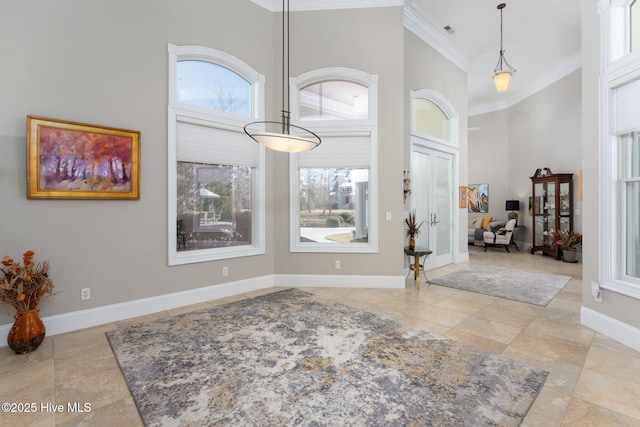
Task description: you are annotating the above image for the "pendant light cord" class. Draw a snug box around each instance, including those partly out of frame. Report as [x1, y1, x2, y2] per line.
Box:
[281, 0, 290, 134]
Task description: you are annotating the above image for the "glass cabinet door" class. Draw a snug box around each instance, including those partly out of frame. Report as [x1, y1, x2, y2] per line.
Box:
[559, 182, 571, 233]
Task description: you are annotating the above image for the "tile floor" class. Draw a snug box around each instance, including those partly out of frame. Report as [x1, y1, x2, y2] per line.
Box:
[1, 246, 639, 426]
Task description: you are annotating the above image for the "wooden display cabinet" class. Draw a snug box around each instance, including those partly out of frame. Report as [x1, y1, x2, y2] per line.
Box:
[529, 168, 573, 259]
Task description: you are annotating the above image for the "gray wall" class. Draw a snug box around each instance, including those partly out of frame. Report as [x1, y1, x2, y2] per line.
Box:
[581, 0, 640, 330]
[0, 1, 415, 326]
[273, 7, 406, 275]
[467, 109, 509, 223]
[469, 70, 583, 246]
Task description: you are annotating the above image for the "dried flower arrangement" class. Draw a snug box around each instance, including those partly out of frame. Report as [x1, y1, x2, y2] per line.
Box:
[405, 210, 424, 237]
[0, 250, 55, 313]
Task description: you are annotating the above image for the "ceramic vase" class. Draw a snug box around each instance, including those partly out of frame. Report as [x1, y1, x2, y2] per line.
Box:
[409, 234, 416, 250]
[7, 309, 46, 354]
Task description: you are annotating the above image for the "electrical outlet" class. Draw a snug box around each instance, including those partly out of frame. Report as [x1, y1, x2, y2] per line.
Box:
[80, 288, 91, 301]
[223, 266, 229, 276]
[386, 211, 392, 220]
[335, 260, 341, 269]
[591, 281, 603, 303]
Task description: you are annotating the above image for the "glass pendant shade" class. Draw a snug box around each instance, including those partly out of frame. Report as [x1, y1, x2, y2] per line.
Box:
[493, 70, 512, 92]
[244, 123, 321, 153]
[492, 3, 516, 92]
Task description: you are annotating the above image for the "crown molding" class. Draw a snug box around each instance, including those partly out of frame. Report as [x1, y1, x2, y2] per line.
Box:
[403, 1, 474, 72]
[469, 51, 582, 116]
[250, 0, 403, 12]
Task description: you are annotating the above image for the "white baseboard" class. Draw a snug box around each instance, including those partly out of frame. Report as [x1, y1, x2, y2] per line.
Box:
[0, 274, 405, 347]
[581, 306, 640, 353]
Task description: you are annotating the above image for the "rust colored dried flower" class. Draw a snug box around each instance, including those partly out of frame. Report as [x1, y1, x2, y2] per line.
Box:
[0, 250, 55, 313]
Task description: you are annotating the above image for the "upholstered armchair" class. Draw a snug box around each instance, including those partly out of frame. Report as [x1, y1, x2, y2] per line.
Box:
[483, 219, 517, 252]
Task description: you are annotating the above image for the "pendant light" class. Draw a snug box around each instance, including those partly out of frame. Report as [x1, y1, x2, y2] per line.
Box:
[493, 3, 516, 92]
[244, 0, 321, 153]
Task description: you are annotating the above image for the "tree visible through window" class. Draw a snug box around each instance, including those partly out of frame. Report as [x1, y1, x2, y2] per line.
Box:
[299, 168, 369, 243]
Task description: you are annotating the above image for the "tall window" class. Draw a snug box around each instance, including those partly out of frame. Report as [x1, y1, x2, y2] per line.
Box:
[622, 133, 640, 278]
[600, 2, 640, 298]
[289, 68, 378, 253]
[168, 44, 265, 265]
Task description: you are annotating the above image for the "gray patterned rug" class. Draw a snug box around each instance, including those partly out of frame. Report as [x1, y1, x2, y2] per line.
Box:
[430, 264, 571, 306]
[106, 289, 547, 426]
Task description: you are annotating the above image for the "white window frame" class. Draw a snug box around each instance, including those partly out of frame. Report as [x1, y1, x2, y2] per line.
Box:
[599, 1, 640, 299]
[167, 43, 266, 265]
[289, 67, 379, 253]
[410, 89, 459, 149]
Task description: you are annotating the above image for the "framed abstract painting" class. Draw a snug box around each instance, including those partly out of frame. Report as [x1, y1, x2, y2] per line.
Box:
[467, 183, 489, 213]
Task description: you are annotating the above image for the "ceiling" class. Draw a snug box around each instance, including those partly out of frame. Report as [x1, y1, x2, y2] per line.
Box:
[411, 0, 582, 115]
[252, 0, 583, 116]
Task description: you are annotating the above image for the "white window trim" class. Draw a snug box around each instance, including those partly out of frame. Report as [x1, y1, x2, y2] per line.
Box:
[167, 43, 266, 265]
[599, 2, 640, 299]
[289, 67, 379, 253]
[410, 89, 459, 149]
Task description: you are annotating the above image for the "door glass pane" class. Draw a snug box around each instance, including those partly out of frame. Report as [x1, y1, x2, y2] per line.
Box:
[413, 152, 430, 249]
[435, 156, 451, 255]
[298, 168, 369, 243]
[299, 81, 368, 121]
[177, 60, 251, 116]
[413, 99, 449, 140]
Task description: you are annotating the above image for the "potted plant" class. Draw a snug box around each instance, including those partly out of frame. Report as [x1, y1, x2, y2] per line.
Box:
[0, 250, 55, 354]
[552, 230, 582, 263]
[405, 210, 424, 250]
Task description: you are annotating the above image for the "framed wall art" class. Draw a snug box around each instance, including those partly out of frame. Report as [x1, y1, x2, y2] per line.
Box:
[459, 186, 468, 209]
[467, 183, 489, 213]
[27, 116, 140, 199]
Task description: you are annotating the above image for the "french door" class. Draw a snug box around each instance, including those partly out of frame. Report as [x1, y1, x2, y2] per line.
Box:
[412, 145, 453, 269]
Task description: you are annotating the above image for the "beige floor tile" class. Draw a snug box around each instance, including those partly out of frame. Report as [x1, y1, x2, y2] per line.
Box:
[522, 386, 571, 427]
[508, 329, 591, 367]
[473, 304, 538, 329]
[443, 328, 507, 354]
[573, 368, 640, 420]
[501, 346, 582, 395]
[451, 316, 522, 345]
[432, 294, 492, 316]
[410, 304, 469, 328]
[583, 344, 640, 385]
[525, 316, 595, 347]
[562, 398, 640, 426]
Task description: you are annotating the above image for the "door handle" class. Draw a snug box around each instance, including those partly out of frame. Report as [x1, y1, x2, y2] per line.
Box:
[431, 213, 439, 226]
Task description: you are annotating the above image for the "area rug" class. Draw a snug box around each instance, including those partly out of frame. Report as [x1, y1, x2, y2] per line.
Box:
[106, 289, 547, 426]
[430, 264, 572, 306]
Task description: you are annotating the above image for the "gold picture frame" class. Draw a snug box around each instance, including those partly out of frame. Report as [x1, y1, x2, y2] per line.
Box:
[27, 116, 140, 199]
[459, 186, 468, 209]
